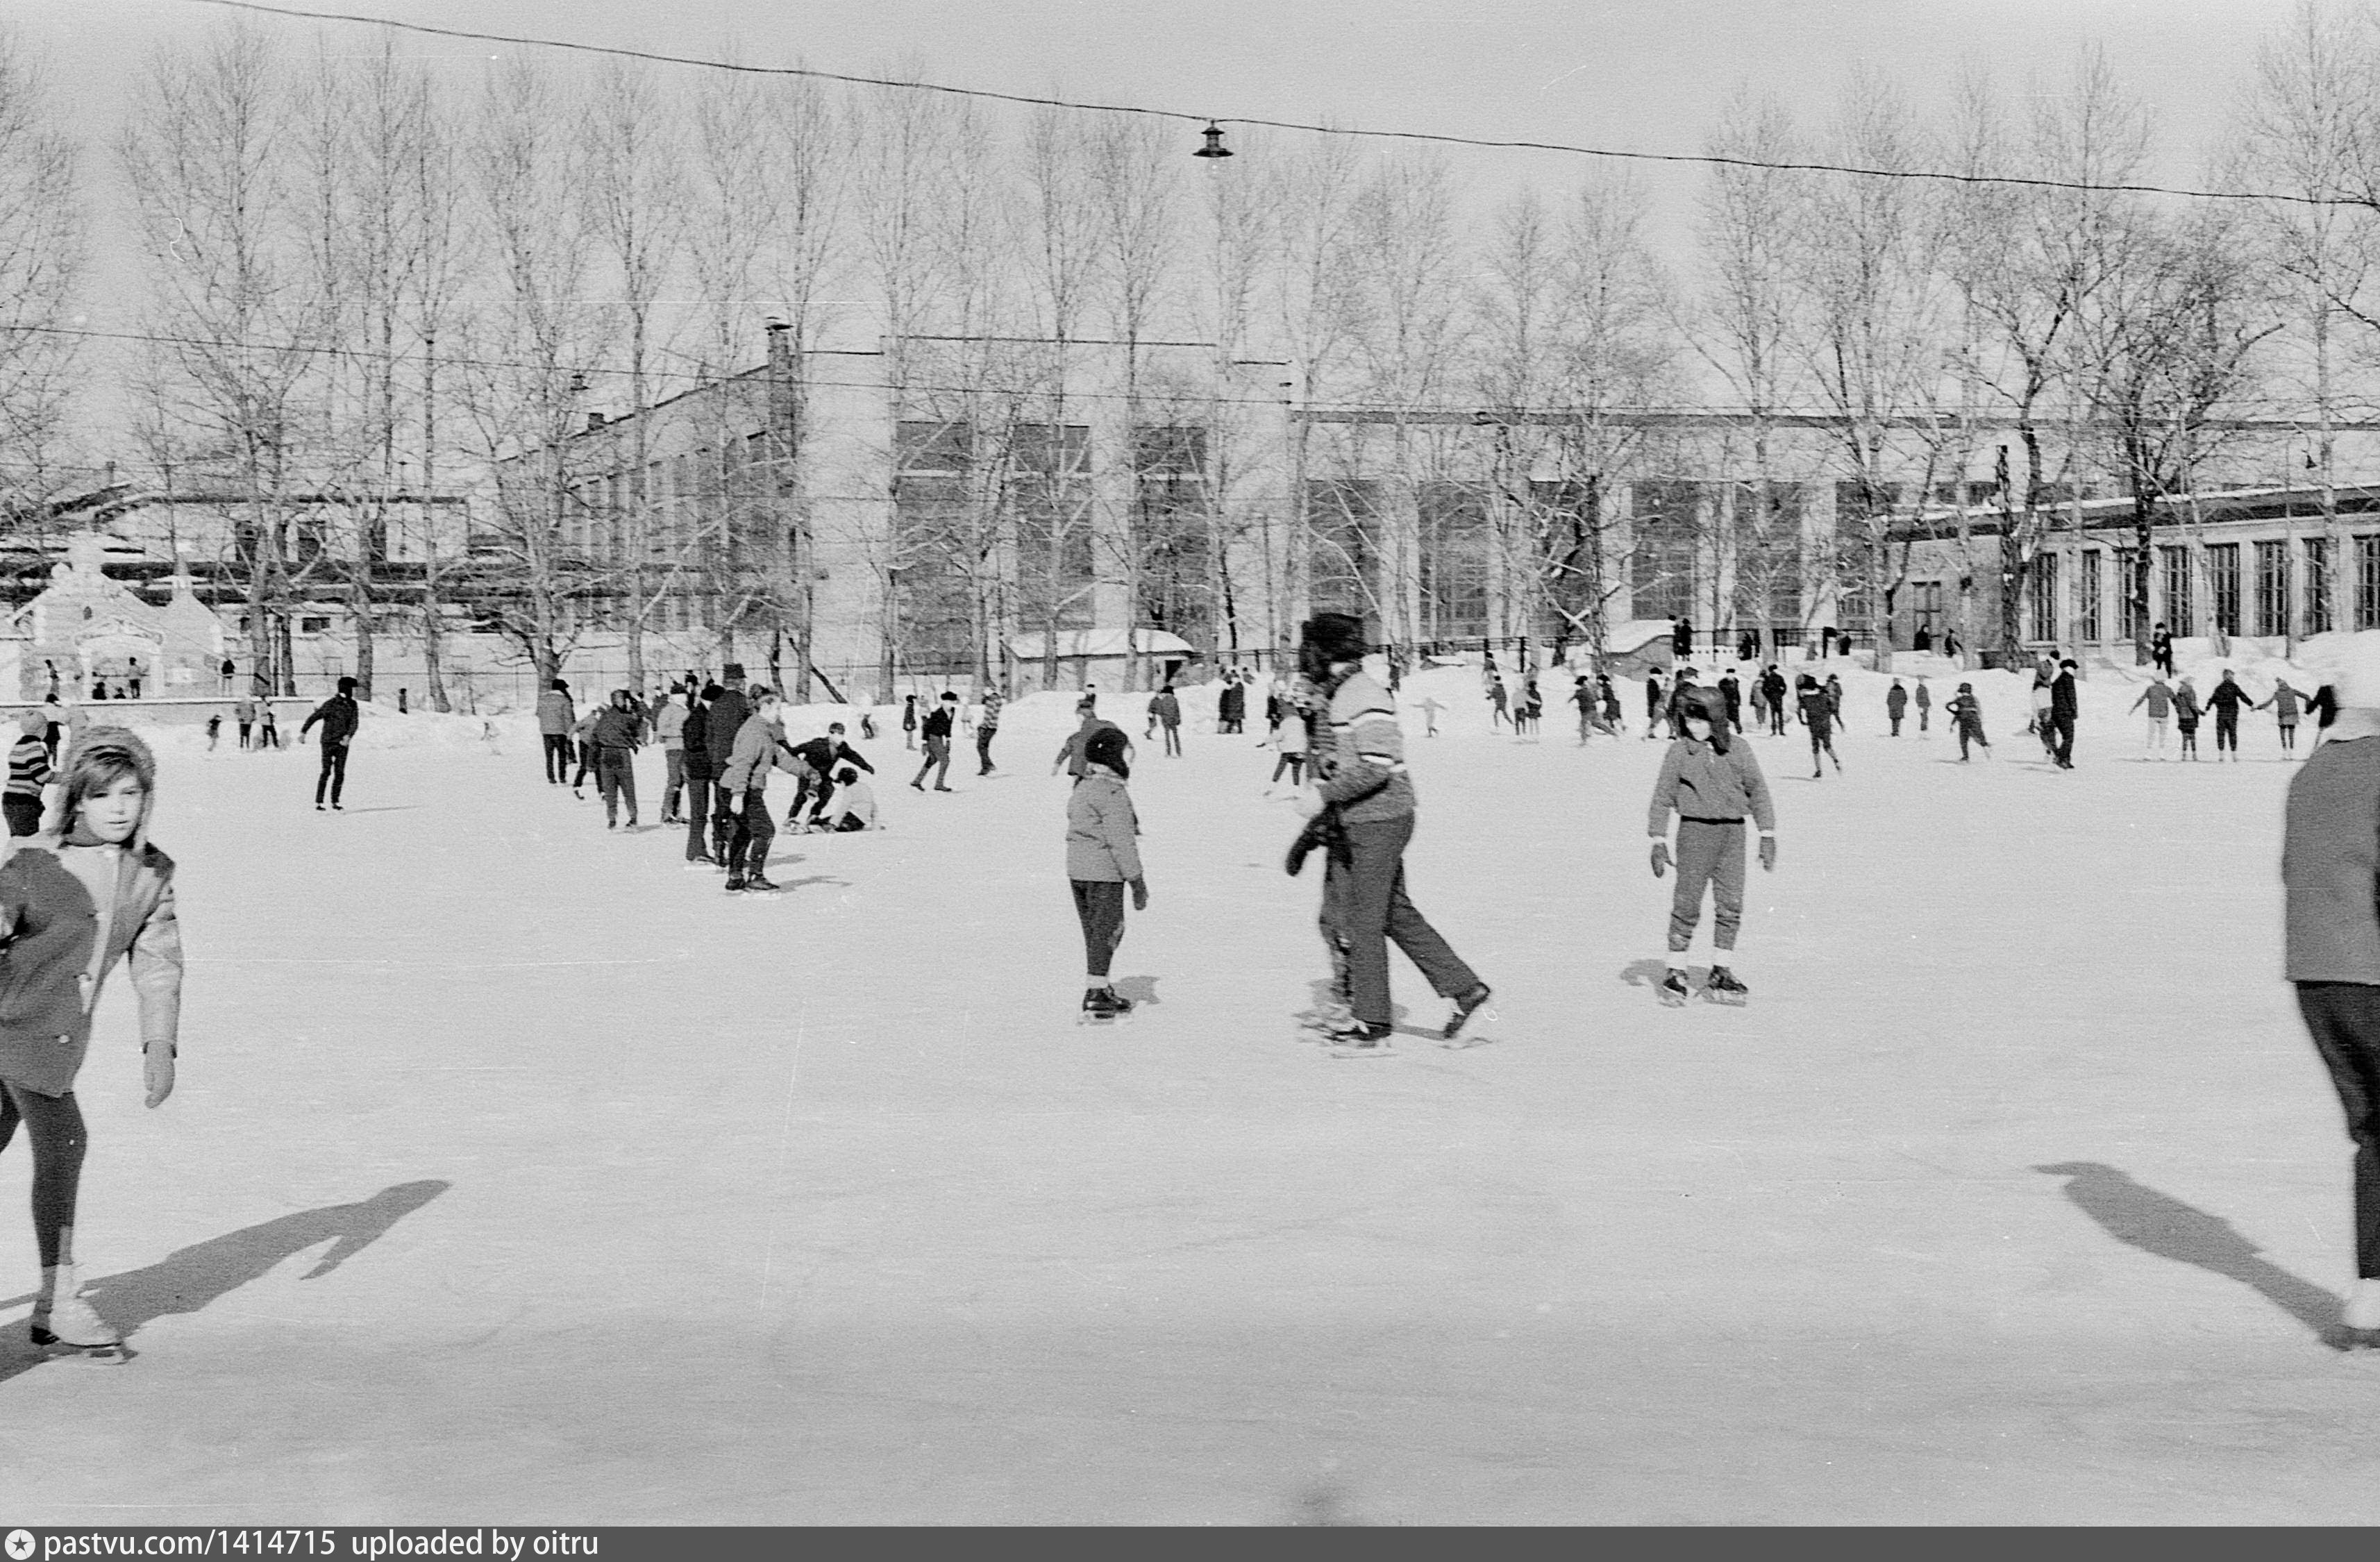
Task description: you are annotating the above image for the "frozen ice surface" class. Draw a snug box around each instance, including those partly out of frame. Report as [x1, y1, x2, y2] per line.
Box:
[2, 660, 2377, 1524]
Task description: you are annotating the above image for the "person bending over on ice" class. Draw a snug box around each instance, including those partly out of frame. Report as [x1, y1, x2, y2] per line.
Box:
[1066, 727, 1148, 1021]
[300, 675, 360, 811]
[1297, 612, 1492, 1054]
[1647, 687, 1775, 1007]
[826, 768, 878, 832]
[0, 728, 183, 1358]
[787, 723, 873, 829]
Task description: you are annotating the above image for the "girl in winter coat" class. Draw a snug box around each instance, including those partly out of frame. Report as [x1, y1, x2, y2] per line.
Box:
[1066, 728, 1148, 1021]
[2259, 679, 2306, 754]
[0, 728, 183, 1358]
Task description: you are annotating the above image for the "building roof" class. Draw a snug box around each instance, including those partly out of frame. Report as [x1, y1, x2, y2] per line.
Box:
[1893, 482, 2380, 541]
[1007, 628, 1198, 660]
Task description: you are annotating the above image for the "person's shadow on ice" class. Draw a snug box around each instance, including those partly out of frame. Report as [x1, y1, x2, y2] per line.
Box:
[2032, 1161, 2352, 1347]
[0, 1179, 449, 1381]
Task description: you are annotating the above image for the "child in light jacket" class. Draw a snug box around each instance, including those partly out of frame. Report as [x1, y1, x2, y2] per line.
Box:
[1645, 687, 1776, 1006]
[1065, 727, 1148, 1021]
[0, 727, 183, 1357]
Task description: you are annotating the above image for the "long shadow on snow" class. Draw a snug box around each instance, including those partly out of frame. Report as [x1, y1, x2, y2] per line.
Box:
[2032, 1161, 2354, 1349]
[0, 1179, 449, 1382]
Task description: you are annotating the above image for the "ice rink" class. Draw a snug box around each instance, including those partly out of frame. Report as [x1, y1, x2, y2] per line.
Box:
[1, 657, 2375, 1525]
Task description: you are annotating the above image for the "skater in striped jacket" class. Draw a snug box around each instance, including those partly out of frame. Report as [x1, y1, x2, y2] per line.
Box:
[0, 728, 183, 1359]
[6, 709, 52, 837]
[1647, 686, 1776, 1006]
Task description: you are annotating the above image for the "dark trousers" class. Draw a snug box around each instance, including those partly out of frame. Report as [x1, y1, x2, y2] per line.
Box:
[1768, 704, 1788, 735]
[3, 796, 41, 837]
[1669, 818, 1746, 952]
[912, 737, 950, 789]
[237, 722, 253, 749]
[542, 732, 571, 783]
[682, 773, 714, 859]
[0, 1080, 85, 1268]
[1162, 722, 1182, 757]
[1321, 814, 1480, 1029]
[2179, 722, 2199, 756]
[1271, 752, 1306, 784]
[712, 776, 740, 862]
[2050, 714, 2075, 767]
[1958, 721, 1988, 759]
[2297, 983, 2380, 1278]
[1071, 879, 1126, 979]
[790, 769, 837, 825]
[315, 743, 349, 807]
[1889, 713, 1903, 735]
[977, 725, 998, 773]
[595, 748, 637, 825]
[2215, 714, 2240, 753]
[572, 740, 596, 789]
[732, 791, 776, 878]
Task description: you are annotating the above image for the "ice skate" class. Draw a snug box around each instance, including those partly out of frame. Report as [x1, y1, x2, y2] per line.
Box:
[1702, 966, 1750, 1006]
[723, 874, 746, 893]
[1443, 982, 1493, 1042]
[744, 874, 783, 895]
[1657, 969, 1691, 1007]
[31, 1275, 125, 1362]
[2345, 1277, 2380, 1334]
[1326, 1022, 1396, 1058]
[1080, 986, 1132, 1024]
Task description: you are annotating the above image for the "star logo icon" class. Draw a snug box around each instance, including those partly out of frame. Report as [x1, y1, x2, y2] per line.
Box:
[5, 1529, 35, 1561]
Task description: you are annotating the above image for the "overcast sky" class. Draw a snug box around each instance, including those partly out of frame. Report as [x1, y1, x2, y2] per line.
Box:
[12, 0, 2304, 433]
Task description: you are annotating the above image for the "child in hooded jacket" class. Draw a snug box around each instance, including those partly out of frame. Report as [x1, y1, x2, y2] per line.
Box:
[0, 728, 183, 1356]
[1646, 687, 1776, 1004]
[1066, 727, 1148, 1020]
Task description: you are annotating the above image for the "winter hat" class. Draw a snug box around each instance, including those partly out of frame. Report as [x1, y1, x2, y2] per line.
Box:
[17, 709, 43, 735]
[1084, 726, 1130, 778]
[723, 662, 747, 682]
[337, 676, 358, 694]
[44, 725, 158, 849]
[1682, 686, 1732, 753]
[700, 682, 726, 703]
[1300, 612, 1368, 666]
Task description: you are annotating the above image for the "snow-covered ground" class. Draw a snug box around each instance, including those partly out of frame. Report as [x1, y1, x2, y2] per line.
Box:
[2, 655, 2377, 1524]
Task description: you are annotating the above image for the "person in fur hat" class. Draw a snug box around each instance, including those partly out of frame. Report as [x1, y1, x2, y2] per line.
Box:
[2285, 632, 2380, 1340]
[1647, 685, 1776, 1005]
[0, 727, 183, 1358]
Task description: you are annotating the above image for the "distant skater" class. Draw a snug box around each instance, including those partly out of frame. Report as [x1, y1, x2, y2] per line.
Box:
[977, 687, 1003, 775]
[299, 676, 360, 811]
[1886, 678, 1907, 737]
[5, 711, 51, 837]
[2174, 677, 2204, 761]
[1915, 677, 1931, 735]
[592, 689, 643, 830]
[1947, 682, 1991, 762]
[2131, 675, 2174, 758]
[2206, 669, 2255, 762]
[2260, 678, 2304, 755]
[912, 691, 957, 791]
[537, 679, 574, 784]
[1797, 673, 1841, 777]
[1268, 696, 1309, 793]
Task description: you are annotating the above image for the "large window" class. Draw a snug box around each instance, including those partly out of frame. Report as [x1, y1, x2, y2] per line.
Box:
[2027, 551, 2059, 642]
[1014, 423, 1095, 636]
[2306, 537, 2333, 635]
[1630, 481, 1701, 623]
[2161, 545, 2196, 634]
[2359, 535, 2380, 630]
[1911, 580, 1943, 642]
[2206, 543, 2242, 635]
[2079, 549, 2102, 642]
[2256, 539, 2290, 638]
[2115, 547, 2145, 642]
[1420, 482, 1492, 641]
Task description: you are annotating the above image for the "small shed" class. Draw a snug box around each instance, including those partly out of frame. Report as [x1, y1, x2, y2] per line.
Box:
[1005, 628, 1202, 691]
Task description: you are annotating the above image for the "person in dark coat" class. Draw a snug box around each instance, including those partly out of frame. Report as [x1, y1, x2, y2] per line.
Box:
[591, 689, 643, 829]
[1947, 682, 1989, 761]
[2205, 669, 2256, 761]
[2280, 634, 2380, 1338]
[1886, 678, 1908, 736]
[1218, 675, 1246, 735]
[680, 686, 716, 864]
[705, 666, 751, 864]
[2151, 622, 2176, 678]
[2048, 657, 2079, 769]
[1761, 664, 1790, 736]
[300, 676, 361, 811]
[1797, 673, 1841, 777]
[1642, 671, 1664, 739]
[912, 691, 957, 791]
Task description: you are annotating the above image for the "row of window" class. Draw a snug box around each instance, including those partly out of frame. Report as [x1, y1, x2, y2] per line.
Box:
[2017, 537, 2369, 641]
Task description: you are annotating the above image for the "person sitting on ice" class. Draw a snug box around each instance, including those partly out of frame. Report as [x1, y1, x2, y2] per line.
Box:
[826, 767, 878, 832]
[787, 723, 874, 828]
[1646, 686, 1775, 1008]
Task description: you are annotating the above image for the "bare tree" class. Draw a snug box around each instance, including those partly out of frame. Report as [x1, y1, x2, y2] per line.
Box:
[1016, 101, 1104, 690]
[0, 26, 86, 548]
[1092, 110, 1181, 691]
[121, 19, 323, 695]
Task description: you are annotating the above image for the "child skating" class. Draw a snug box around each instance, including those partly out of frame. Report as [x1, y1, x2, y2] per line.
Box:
[1947, 682, 1991, 761]
[1066, 728, 1147, 1022]
[0, 728, 183, 1360]
[1646, 687, 1776, 1007]
[2131, 675, 2174, 759]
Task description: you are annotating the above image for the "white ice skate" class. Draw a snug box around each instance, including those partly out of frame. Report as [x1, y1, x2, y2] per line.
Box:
[31, 1270, 126, 1362]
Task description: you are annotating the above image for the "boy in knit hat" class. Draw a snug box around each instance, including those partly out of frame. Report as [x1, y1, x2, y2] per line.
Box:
[1066, 726, 1148, 1021]
[2282, 631, 2380, 1338]
[1647, 685, 1777, 1006]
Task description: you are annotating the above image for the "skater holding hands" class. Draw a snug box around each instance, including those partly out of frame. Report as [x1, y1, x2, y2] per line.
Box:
[0, 728, 183, 1359]
[1066, 728, 1146, 1021]
[1647, 687, 1774, 1007]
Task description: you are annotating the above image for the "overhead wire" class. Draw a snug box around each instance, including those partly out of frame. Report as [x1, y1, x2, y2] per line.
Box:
[186, 0, 2355, 208]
